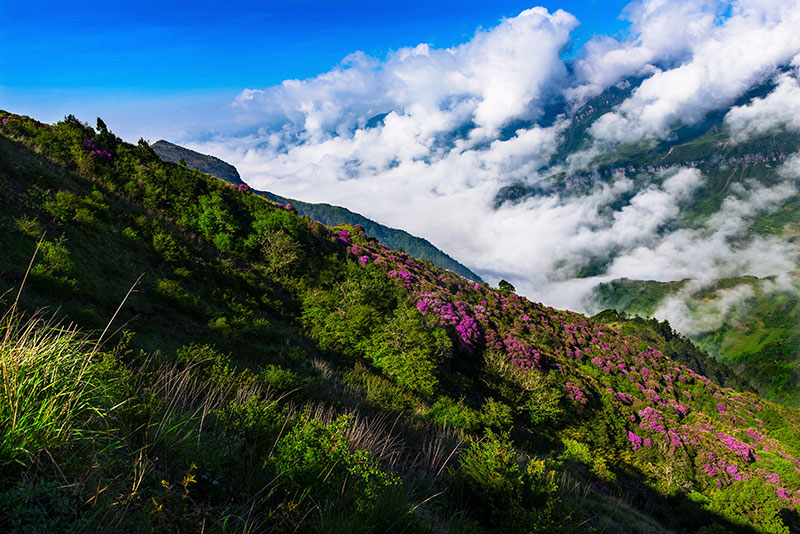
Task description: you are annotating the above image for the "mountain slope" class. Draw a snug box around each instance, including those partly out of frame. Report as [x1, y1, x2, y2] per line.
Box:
[489, 75, 800, 410]
[153, 139, 483, 282]
[259, 190, 484, 282]
[591, 276, 800, 407]
[2, 111, 800, 533]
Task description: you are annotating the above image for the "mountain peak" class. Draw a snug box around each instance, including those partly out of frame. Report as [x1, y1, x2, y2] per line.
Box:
[152, 139, 244, 186]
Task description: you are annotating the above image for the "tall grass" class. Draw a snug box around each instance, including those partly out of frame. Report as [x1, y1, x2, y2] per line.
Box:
[0, 307, 106, 469]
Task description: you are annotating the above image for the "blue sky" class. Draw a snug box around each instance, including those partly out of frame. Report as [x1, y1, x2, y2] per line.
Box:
[1, 0, 628, 139]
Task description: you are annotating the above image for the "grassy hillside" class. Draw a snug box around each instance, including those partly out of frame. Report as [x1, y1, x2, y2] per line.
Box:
[2, 111, 800, 533]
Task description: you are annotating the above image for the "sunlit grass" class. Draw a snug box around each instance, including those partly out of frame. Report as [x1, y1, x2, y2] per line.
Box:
[0, 306, 106, 468]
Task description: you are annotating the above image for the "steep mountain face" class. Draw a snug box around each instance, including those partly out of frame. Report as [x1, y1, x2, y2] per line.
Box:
[153, 140, 483, 282]
[2, 111, 800, 533]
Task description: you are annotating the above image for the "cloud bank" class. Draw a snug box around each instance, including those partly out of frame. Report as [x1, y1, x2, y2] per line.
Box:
[188, 0, 800, 316]
[725, 55, 800, 141]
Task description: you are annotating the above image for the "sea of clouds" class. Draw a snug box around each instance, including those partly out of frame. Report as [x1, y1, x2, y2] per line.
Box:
[188, 0, 800, 333]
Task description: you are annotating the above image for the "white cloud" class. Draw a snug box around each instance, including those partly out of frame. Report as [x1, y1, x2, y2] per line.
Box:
[184, 1, 800, 321]
[567, 0, 725, 105]
[653, 281, 756, 336]
[725, 55, 800, 141]
[229, 7, 577, 142]
[588, 0, 800, 144]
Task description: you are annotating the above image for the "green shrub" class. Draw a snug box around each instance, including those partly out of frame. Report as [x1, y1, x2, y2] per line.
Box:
[269, 413, 400, 512]
[344, 364, 421, 413]
[175, 343, 248, 388]
[427, 397, 483, 432]
[121, 226, 138, 241]
[707, 478, 790, 533]
[34, 236, 75, 277]
[561, 438, 592, 465]
[364, 307, 451, 396]
[13, 216, 42, 238]
[42, 189, 107, 227]
[484, 351, 563, 427]
[218, 396, 284, 446]
[258, 364, 305, 391]
[480, 397, 514, 430]
[451, 429, 560, 531]
[152, 231, 188, 264]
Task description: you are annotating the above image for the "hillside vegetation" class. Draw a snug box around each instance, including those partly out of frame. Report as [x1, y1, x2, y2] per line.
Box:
[1, 111, 800, 532]
[592, 277, 800, 407]
[151, 139, 483, 282]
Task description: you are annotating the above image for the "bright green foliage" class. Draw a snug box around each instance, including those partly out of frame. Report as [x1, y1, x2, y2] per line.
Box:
[480, 397, 513, 430]
[269, 413, 400, 512]
[364, 306, 451, 396]
[0, 310, 114, 469]
[484, 350, 563, 427]
[451, 429, 560, 532]
[427, 397, 484, 432]
[301, 264, 398, 357]
[707, 479, 790, 534]
[218, 396, 285, 446]
[258, 364, 305, 391]
[32, 236, 75, 279]
[192, 192, 238, 252]
[561, 438, 593, 464]
[152, 231, 188, 264]
[43, 189, 107, 227]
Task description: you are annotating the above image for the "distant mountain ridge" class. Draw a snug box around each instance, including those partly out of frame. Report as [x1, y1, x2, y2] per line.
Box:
[152, 139, 483, 282]
[152, 139, 244, 186]
[258, 190, 484, 282]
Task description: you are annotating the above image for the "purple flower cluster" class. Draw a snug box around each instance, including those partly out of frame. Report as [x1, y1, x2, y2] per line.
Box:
[272, 208, 800, 502]
[614, 391, 635, 405]
[565, 382, 587, 409]
[717, 432, 756, 462]
[388, 269, 414, 289]
[670, 402, 690, 418]
[83, 139, 111, 159]
[337, 230, 352, 244]
[415, 292, 481, 351]
[503, 337, 542, 371]
[628, 431, 643, 451]
[638, 407, 666, 434]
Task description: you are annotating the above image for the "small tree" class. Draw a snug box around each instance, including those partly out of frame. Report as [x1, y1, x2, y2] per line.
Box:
[498, 279, 516, 293]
